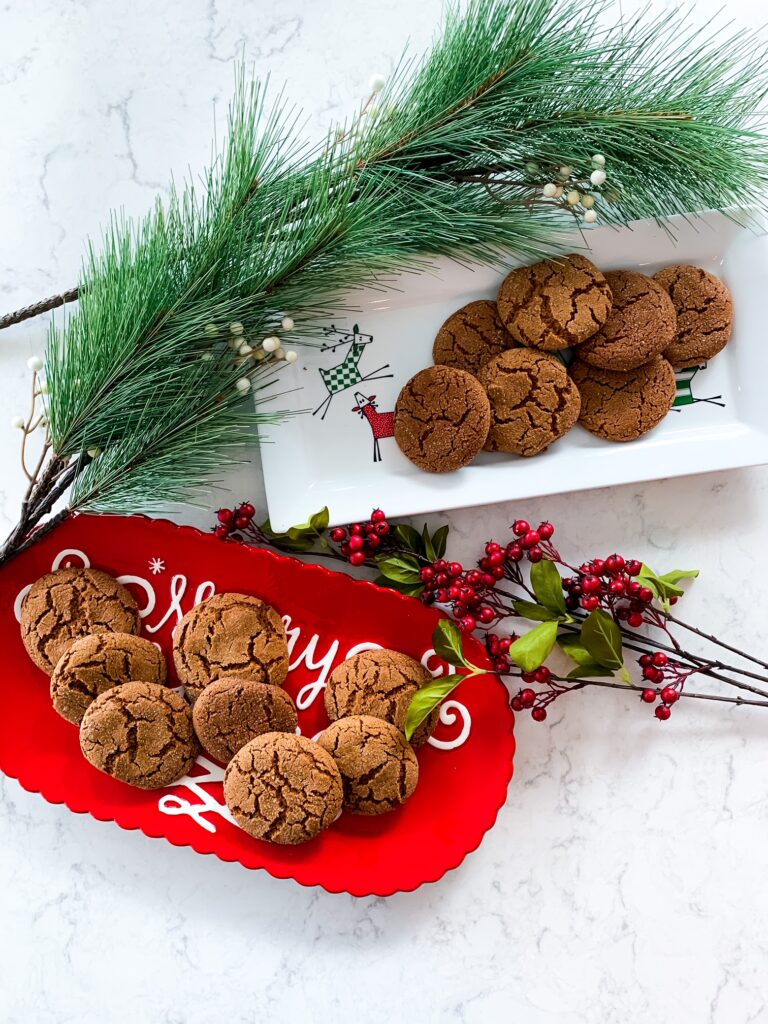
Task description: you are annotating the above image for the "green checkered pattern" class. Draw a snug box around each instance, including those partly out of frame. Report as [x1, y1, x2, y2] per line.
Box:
[319, 343, 364, 395]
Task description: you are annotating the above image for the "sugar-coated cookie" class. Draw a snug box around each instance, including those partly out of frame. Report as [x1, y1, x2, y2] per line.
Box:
[653, 264, 733, 369]
[432, 299, 516, 377]
[570, 356, 677, 442]
[192, 676, 298, 764]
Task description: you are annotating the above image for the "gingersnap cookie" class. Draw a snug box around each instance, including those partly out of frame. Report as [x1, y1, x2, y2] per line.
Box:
[432, 299, 516, 377]
[21, 567, 140, 674]
[192, 676, 298, 764]
[477, 348, 581, 456]
[317, 715, 419, 815]
[394, 365, 491, 473]
[50, 631, 167, 725]
[324, 648, 439, 747]
[577, 270, 677, 371]
[497, 254, 612, 351]
[80, 681, 197, 790]
[224, 733, 343, 844]
[653, 264, 733, 369]
[570, 356, 677, 442]
[173, 593, 289, 699]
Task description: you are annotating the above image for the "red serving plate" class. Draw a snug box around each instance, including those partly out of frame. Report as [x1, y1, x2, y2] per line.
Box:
[0, 514, 515, 896]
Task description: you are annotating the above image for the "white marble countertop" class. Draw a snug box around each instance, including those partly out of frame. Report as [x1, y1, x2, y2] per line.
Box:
[1, 2, 768, 1021]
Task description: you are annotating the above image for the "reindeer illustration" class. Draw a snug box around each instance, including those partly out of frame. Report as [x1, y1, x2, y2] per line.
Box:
[352, 391, 395, 462]
[312, 324, 393, 420]
[672, 365, 725, 411]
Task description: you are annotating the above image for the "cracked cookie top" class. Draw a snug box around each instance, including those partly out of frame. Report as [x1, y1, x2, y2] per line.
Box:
[577, 270, 677, 371]
[653, 264, 733, 369]
[317, 715, 419, 816]
[192, 676, 298, 764]
[224, 733, 343, 844]
[79, 680, 198, 790]
[497, 254, 612, 351]
[324, 648, 439, 747]
[51, 631, 167, 725]
[432, 299, 517, 377]
[173, 592, 289, 696]
[570, 356, 677, 442]
[21, 567, 141, 674]
[477, 348, 581, 456]
[394, 365, 491, 472]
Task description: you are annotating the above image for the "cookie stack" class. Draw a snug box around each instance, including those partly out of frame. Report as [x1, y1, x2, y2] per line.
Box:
[19, 568, 432, 846]
[393, 257, 733, 472]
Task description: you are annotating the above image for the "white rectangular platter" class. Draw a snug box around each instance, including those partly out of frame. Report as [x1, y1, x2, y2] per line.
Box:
[260, 210, 768, 531]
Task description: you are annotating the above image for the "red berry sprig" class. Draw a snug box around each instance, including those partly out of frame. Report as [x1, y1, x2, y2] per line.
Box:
[328, 509, 392, 567]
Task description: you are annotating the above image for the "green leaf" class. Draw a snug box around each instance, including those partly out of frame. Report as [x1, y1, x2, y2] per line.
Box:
[618, 664, 632, 684]
[374, 575, 424, 597]
[638, 564, 699, 605]
[309, 507, 330, 533]
[377, 553, 421, 585]
[405, 673, 464, 741]
[432, 619, 469, 668]
[431, 525, 449, 559]
[508, 621, 558, 672]
[394, 524, 423, 554]
[580, 609, 624, 670]
[566, 664, 617, 680]
[513, 600, 559, 622]
[658, 568, 699, 586]
[530, 559, 567, 615]
[558, 637, 594, 666]
[422, 523, 436, 562]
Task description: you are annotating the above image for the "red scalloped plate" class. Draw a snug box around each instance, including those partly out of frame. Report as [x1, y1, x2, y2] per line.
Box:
[0, 514, 514, 896]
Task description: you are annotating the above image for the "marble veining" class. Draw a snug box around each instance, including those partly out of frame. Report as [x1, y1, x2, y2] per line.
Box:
[1, 0, 768, 1021]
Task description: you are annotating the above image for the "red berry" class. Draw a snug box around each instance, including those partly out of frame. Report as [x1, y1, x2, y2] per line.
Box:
[436, 573, 449, 586]
[234, 514, 251, 530]
[521, 673, 537, 686]
[527, 547, 543, 563]
[420, 567, 435, 582]
[490, 565, 505, 578]
[214, 524, 230, 539]
[487, 551, 505, 567]
[592, 558, 606, 576]
[639, 653, 653, 667]
[478, 606, 495, 624]
[434, 560, 447, 571]
[521, 530, 541, 550]
[506, 543, 524, 561]
[349, 551, 366, 567]
[512, 519, 530, 536]
[330, 527, 347, 542]
[365, 534, 380, 549]
[534, 666, 551, 684]
[340, 542, 351, 556]
[363, 521, 376, 534]
[494, 657, 509, 673]
[581, 574, 602, 594]
[641, 688, 657, 703]
[467, 570, 483, 586]
[609, 579, 626, 595]
[626, 560, 643, 576]
[435, 588, 448, 603]
[617, 607, 630, 621]
[627, 612, 644, 628]
[660, 686, 679, 704]
[628, 580, 642, 596]
[653, 652, 668, 667]
[485, 542, 502, 555]
[605, 554, 626, 574]
[511, 697, 523, 712]
[639, 587, 655, 604]
[565, 596, 579, 611]
[448, 586, 461, 601]
[217, 508, 234, 525]
[371, 509, 386, 522]
[350, 523, 363, 535]
[655, 705, 671, 721]
[459, 615, 477, 633]
[642, 666, 658, 681]
[581, 595, 600, 611]
[348, 534, 364, 551]
[448, 562, 463, 577]
[499, 637, 512, 653]
[481, 573, 496, 587]
[479, 558, 491, 571]
[531, 707, 547, 722]
[375, 522, 390, 537]
[520, 688, 536, 708]
[669, 596, 679, 605]
[538, 522, 554, 540]
[239, 502, 256, 518]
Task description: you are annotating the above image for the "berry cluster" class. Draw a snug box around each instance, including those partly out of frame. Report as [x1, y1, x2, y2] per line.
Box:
[485, 632, 517, 674]
[507, 519, 555, 564]
[214, 501, 256, 539]
[510, 665, 553, 722]
[561, 553, 665, 627]
[638, 651, 680, 719]
[329, 509, 390, 567]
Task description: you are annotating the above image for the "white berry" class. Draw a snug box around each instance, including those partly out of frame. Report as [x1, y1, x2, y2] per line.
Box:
[201, 352, 213, 361]
[262, 336, 280, 353]
[235, 377, 252, 393]
[558, 165, 573, 179]
[369, 73, 386, 94]
[87, 447, 101, 458]
[524, 161, 539, 174]
[542, 183, 558, 198]
[204, 323, 219, 337]
[584, 209, 598, 224]
[567, 190, 581, 206]
[27, 356, 43, 372]
[590, 169, 606, 187]
[229, 321, 244, 335]
[274, 347, 286, 361]
[238, 343, 253, 356]
[285, 350, 298, 364]
[553, 186, 564, 198]
[11, 415, 25, 429]
[581, 194, 596, 209]
[281, 316, 295, 331]
[592, 154, 606, 168]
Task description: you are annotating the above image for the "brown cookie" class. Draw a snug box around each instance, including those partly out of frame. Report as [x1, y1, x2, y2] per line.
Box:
[577, 270, 677, 371]
[570, 356, 677, 442]
[317, 715, 419, 815]
[477, 348, 580, 456]
[432, 299, 516, 377]
[192, 676, 298, 764]
[224, 733, 343, 844]
[173, 593, 289, 698]
[21, 567, 140, 674]
[653, 264, 733, 369]
[50, 631, 167, 725]
[394, 365, 491, 473]
[80, 681, 197, 790]
[498, 254, 612, 351]
[324, 648, 439, 747]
